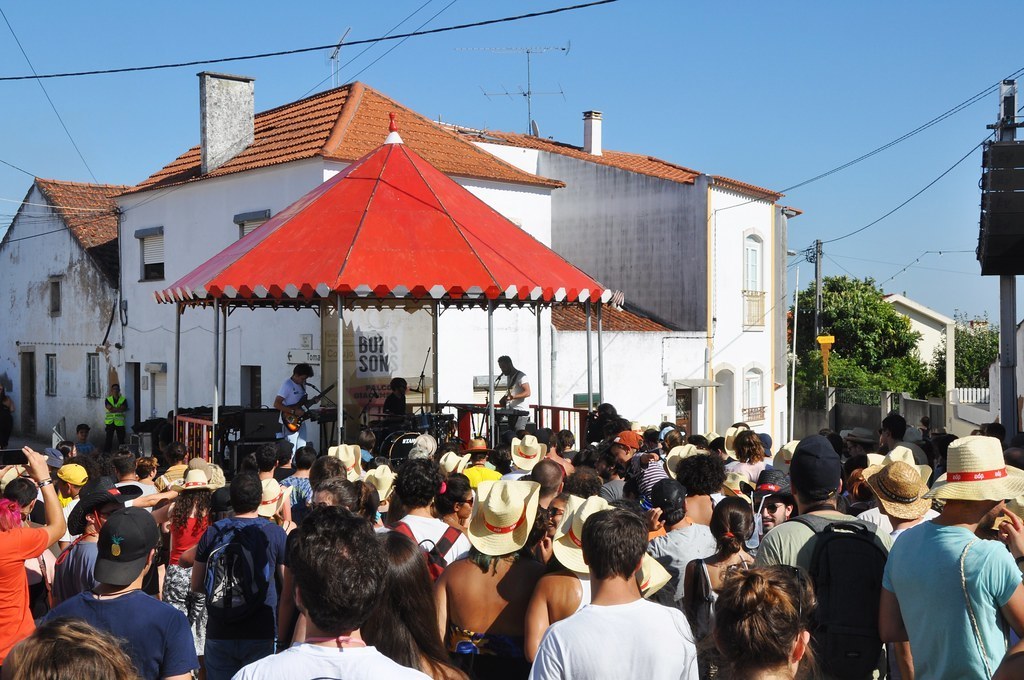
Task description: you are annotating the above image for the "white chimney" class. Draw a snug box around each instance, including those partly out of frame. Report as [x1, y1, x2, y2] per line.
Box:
[199, 72, 255, 175]
[583, 110, 603, 156]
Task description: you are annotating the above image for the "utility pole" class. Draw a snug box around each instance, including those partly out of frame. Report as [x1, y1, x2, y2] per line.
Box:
[996, 81, 1018, 442]
[814, 239, 823, 339]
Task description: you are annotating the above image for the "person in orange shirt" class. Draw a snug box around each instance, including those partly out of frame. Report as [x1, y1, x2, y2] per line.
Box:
[0, 447, 67, 663]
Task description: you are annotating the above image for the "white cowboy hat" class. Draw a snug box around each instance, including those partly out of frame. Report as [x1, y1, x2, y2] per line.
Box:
[408, 434, 437, 460]
[724, 426, 748, 454]
[637, 554, 671, 599]
[925, 435, 1024, 501]
[866, 446, 931, 485]
[772, 440, 800, 475]
[176, 468, 213, 492]
[439, 451, 471, 476]
[511, 435, 547, 472]
[327, 444, 363, 482]
[665, 444, 704, 479]
[553, 495, 611, 574]
[862, 461, 932, 521]
[258, 478, 286, 518]
[721, 472, 754, 505]
[365, 465, 397, 501]
[467, 480, 540, 556]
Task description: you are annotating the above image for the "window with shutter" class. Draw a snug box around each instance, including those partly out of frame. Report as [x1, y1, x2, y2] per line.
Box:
[141, 234, 164, 281]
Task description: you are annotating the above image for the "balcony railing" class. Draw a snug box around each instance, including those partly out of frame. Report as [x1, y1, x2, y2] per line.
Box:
[743, 290, 765, 326]
[743, 405, 766, 423]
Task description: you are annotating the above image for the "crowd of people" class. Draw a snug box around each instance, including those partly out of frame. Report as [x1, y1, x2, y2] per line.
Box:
[3, 407, 1024, 679]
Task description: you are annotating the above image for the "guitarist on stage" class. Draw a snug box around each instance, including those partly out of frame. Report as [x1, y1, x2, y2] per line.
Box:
[274, 363, 316, 450]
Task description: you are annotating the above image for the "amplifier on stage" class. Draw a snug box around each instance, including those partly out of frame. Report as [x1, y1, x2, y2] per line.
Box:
[242, 409, 280, 441]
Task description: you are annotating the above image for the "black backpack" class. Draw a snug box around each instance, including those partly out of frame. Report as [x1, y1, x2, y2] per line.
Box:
[792, 515, 889, 680]
[203, 523, 271, 620]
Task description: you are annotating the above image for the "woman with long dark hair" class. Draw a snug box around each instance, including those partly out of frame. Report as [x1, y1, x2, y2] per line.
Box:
[363, 531, 467, 680]
[153, 468, 213, 660]
[436, 474, 473, 534]
[682, 496, 755, 679]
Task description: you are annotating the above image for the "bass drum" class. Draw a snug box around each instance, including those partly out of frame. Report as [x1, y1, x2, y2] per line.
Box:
[383, 431, 421, 466]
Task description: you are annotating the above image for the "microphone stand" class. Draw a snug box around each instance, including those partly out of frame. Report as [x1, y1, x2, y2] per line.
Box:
[416, 347, 431, 414]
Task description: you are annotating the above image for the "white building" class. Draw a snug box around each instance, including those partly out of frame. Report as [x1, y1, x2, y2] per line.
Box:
[114, 75, 560, 448]
[0, 179, 127, 439]
[457, 116, 794, 440]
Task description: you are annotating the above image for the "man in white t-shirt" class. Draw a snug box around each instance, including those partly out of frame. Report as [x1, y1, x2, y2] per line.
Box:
[273, 363, 315, 450]
[498, 355, 531, 431]
[233, 506, 428, 680]
[389, 459, 470, 564]
[530, 508, 698, 680]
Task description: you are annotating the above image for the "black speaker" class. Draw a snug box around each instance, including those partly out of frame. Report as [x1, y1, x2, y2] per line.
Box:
[242, 409, 280, 441]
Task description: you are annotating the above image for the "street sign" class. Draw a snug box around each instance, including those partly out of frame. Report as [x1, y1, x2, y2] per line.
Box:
[287, 349, 321, 365]
[816, 335, 834, 382]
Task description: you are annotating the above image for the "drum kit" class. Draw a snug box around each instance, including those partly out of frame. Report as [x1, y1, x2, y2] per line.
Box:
[369, 410, 457, 465]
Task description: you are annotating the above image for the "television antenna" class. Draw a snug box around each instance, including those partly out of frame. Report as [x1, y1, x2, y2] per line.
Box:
[459, 43, 570, 134]
[328, 28, 351, 88]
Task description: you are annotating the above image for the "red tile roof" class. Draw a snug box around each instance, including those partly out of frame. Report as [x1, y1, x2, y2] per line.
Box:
[472, 130, 701, 186]
[129, 82, 561, 195]
[551, 305, 670, 332]
[34, 178, 129, 284]
[710, 175, 783, 203]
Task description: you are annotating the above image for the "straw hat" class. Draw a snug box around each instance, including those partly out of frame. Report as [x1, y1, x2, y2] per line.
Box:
[721, 472, 754, 504]
[772, 440, 799, 475]
[511, 435, 547, 471]
[866, 446, 931, 485]
[466, 438, 493, 453]
[844, 427, 876, 446]
[207, 464, 227, 490]
[704, 431, 721, 443]
[665, 444, 703, 479]
[724, 426, 748, 454]
[553, 495, 611, 574]
[409, 434, 437, 460]
[0, 465, 25, 492]
[327, 444, 363, 481]
[467, 480, 540, 556]
[177, 468, 213, 492]
[637, 554, 671, 598]
[258, 479, 286, 518]
[925, 435, 1024, 501]
[365, 465, 397, 501]
[439, 451, 471, 476]
[862, 461, 931, 520]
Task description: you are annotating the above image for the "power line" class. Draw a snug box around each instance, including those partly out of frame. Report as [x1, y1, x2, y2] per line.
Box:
[348, 0, 460, 83]
[0, 1, 619, 82]
[779, 66, 1024, 194]
[298, 0, 439, 99]
[0, 7, 98, 183]
[819, 134, 991, 245]
[0, 157, 36, 178]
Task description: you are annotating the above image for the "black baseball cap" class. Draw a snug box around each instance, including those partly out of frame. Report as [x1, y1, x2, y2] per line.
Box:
[789, 435, 842, 500]
[650, 479, 688, 514]
[95, 507, 160, 587]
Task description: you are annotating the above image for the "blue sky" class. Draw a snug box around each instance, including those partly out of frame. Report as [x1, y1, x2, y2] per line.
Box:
[0, 1, 1018, 321]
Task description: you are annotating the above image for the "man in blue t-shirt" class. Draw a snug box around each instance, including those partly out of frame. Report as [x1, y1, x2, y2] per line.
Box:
[881, 435, 1024, 679]
[191, 471, 287, 680]
[45, 507, 198, 679]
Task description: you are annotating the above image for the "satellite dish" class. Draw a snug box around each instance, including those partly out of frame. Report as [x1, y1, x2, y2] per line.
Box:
[531, 119, 540, 137]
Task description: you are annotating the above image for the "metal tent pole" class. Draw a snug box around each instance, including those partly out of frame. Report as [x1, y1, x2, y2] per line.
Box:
[220, 304, 228, 406]
[433, 302, 440, 410]
[536, 305, 544, 422]
[487, 300, 496, 446]
[585, 300, 594, 412]
[337, 294, 345, 445]
[597, 301, 604, 402]
[173, 303, 181, 417]
[212, 299, 220, 457]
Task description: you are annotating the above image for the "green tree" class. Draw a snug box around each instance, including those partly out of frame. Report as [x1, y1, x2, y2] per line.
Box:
[791, 276, 940, 399]
[932, 313, 999, 388]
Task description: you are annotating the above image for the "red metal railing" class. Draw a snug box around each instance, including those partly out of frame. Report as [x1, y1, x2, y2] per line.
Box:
[175, 415, 214, 461]
[532, 405, 589, 444]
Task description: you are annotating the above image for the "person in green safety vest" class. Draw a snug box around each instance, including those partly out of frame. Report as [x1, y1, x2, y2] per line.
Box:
[103, 384, 128, 453]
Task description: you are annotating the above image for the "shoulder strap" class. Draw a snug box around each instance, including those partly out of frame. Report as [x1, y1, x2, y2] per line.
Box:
[791, 513, 833, 534]
[434, 526, 462, 559]
[389, 521, 415, 540]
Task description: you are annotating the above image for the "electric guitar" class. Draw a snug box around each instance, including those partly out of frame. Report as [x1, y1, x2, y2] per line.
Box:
[283, 383, 336, 433]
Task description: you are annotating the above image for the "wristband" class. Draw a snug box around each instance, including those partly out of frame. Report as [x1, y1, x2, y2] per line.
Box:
[37, 478, 53, 488]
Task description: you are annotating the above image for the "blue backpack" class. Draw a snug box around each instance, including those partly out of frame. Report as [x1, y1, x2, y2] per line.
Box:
[203, 523, 271, 619]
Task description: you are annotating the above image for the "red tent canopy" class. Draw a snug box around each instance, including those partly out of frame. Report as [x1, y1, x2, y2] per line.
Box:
[158, 118, 606, 306]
